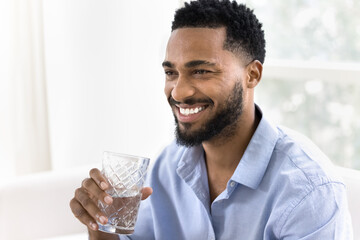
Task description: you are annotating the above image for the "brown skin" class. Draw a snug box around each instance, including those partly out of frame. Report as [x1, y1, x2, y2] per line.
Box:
[163, 27, 262, 202]
[70, 27, 262, 238]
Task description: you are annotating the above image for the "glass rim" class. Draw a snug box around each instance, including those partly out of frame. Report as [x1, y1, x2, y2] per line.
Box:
[103, 151, 150, 162]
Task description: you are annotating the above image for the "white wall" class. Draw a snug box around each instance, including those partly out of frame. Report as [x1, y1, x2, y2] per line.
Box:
[0, 0, 14, 177]
[43, 0, 178, 170]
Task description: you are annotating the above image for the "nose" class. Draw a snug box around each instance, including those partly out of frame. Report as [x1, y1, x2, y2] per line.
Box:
[171, 75, 196, 103]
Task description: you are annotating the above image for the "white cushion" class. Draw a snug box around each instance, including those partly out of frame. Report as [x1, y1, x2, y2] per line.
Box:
[0, 165, 98, 240]
[337, 166, 360, 239]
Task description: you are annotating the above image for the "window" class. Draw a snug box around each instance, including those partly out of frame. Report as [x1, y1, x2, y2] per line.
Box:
[241, 0, 360, 169]
[256, 61, 360, 169]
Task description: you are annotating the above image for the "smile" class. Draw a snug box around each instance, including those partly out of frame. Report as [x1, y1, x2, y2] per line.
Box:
[179, 106, 206, 116]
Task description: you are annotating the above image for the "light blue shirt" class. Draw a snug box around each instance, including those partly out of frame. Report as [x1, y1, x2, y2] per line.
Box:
[122, 108, 353, 240]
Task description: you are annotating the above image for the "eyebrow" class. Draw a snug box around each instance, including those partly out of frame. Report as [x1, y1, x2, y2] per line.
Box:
[185, 60, 216, 68]
[162, 60, 216, 68]
[162, 61, 174, 68]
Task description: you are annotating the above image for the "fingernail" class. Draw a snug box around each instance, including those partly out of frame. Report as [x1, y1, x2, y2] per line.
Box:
[100, 216, 107, 224]
[104, 195, 112, 205]
[91, 222, 98, 230]
[100, 182, 107, 189]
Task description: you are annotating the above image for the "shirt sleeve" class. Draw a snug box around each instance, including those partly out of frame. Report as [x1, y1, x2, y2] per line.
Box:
[278, 182, 353, 239]
[118, 235, 130, 240]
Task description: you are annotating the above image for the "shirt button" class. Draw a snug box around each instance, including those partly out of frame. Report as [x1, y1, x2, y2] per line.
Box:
[230, 181, 236, 187]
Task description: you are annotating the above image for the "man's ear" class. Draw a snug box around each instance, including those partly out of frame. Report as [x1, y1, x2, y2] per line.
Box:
[246, 60, 263, 88]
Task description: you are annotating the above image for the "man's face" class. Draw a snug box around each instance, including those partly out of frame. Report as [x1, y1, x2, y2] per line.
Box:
[163, 27, 249, 146]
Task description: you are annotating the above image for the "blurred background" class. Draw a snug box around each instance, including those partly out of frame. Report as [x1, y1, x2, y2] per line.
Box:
[0, 0, 359, 181]
[1, 1, 360, 239]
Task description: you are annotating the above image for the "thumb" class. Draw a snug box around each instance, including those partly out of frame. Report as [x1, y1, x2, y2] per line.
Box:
[141, 187, 153, 200]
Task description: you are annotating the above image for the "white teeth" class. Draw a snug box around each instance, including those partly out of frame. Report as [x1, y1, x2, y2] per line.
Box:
[179, 106, 205, 116]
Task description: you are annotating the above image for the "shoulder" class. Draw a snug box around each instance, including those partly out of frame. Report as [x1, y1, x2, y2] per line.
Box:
[264, 124, 346, 207]
[148, 140, 187, 181]
[153, 140, 186, 168]
[273, 126, 343, 186]
[267, 126, 349, 237]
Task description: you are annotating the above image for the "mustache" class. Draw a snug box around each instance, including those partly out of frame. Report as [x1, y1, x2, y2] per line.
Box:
[168, 96, 214, 106]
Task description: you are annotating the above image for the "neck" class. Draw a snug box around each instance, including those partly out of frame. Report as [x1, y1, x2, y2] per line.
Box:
[202, 104, 260, 202]
[203, 104, 259, 171]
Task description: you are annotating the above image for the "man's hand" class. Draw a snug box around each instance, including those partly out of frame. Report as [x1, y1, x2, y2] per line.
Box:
[69, 168, 152, 239]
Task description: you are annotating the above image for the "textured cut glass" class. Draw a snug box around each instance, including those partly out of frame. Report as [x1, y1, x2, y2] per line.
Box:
[98, 152, 149, 235]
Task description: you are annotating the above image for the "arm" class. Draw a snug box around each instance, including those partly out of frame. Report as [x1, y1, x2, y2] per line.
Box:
[278, 182, 353, 239]
[69, 168, 152, 240]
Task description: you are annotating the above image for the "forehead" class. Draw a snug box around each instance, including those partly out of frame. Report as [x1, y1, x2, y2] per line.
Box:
[165, 27, 234, 65]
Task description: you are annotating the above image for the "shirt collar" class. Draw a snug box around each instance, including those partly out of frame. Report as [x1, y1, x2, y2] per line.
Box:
[176, 144, 210, 207]
[231, 105, 279, 189]
[176, 144, 204, 182]
[176, 105, 279, 190]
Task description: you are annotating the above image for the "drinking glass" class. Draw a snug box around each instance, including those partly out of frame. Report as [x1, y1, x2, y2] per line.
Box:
[97, 151, 150, 235]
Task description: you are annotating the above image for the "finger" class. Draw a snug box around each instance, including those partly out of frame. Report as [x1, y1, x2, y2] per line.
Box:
[81, 177, 113, 205]
[141, 187, 153, 200]
[69, 198, 99, 231]
[89, 168, 109, 190]
[74, 187, 109, 225]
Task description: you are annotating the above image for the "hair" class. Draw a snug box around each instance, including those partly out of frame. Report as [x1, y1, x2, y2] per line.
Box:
[171, 0, 266, 64]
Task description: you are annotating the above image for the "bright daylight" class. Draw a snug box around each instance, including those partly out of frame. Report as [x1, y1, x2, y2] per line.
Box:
[0, 0, 359, 239]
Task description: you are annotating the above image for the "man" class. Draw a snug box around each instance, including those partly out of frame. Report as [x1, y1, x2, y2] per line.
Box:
[70, 0, 353, 239]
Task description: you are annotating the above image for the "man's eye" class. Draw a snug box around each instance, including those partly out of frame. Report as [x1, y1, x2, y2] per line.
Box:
[194, 69, 210, 74]
[165, 70, 175, 76]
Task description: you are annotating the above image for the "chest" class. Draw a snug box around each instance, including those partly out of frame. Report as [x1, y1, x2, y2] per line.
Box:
[151, 183, 277, 240]
[207, 169, 233, 202]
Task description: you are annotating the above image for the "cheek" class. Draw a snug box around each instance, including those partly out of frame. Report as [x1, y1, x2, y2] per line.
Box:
[199, 81, 230, 101]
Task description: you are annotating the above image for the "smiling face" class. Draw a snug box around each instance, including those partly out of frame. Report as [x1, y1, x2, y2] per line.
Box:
[163, 27, 251, 146]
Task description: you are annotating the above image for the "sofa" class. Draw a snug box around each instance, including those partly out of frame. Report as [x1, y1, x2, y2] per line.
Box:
[0, 164, 94, 240]
[0, 164, 359, 240]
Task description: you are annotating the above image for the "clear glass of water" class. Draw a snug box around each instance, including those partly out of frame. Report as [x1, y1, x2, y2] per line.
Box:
[97, 151, 150, 235]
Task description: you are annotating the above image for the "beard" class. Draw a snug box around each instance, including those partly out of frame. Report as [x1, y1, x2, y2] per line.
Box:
[170, 81, 244, 147]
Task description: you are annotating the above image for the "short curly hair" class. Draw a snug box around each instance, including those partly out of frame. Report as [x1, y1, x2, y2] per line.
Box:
[172, 0, 266, 64]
